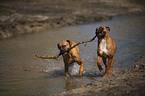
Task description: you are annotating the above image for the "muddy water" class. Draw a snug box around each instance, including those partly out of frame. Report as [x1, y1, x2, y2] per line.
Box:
[0, 13, 145, 96]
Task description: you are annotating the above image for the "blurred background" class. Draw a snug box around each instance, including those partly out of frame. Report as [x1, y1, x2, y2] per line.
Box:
[0, 0, 144, 39]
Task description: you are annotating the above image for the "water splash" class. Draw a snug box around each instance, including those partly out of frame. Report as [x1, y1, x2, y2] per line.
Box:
[69, 63, 80, 75]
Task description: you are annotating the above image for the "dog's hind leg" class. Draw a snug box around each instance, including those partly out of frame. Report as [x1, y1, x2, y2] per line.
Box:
[64, 62, 69, 77]
[109, 57, 114, 76]
[76, 60, 84, 75]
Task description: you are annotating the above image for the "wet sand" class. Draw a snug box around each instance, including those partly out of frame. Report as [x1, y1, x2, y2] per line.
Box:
[0, 0, 145, 39]
[55, 55, 145, 96]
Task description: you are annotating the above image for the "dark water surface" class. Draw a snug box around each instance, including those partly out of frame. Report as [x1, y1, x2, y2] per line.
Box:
[0, 13, 145, 96]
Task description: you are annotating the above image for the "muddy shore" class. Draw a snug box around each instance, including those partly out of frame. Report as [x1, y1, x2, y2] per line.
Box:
[55, 55, 145, 96]
[0, 0, 145, 39]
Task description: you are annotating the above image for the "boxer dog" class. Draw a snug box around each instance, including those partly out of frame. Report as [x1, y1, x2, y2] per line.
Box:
[57, 40, 84, 77]
[96, 26, 117, 78]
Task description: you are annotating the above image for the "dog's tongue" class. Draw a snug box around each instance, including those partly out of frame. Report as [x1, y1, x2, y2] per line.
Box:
[62, 52, 68, 56]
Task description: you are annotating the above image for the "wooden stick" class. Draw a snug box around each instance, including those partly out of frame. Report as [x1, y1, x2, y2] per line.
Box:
[34, 53, 60, 60]
[35, 35, 97, 59]
[68, 35, 97, 51]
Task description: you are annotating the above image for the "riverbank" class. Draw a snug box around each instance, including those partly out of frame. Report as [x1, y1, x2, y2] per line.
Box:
[55, 55, 145, 96]
[0, 0, 145, 39]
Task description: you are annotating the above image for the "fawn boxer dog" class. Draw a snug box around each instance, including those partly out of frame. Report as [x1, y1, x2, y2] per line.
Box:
[57, 40, 84, 77]
[96, 26, 117, 78]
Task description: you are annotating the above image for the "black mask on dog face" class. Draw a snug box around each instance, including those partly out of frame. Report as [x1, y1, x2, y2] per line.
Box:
[96, 27, 106, 38]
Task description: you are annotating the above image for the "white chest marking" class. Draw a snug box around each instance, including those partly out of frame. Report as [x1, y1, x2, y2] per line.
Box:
[100, 39, 108, 54]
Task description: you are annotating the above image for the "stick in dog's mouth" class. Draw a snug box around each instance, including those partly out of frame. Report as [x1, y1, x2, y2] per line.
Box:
[35, 34, 97, 60]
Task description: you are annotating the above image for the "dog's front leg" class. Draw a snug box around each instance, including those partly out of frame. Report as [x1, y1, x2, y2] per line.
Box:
[103, 58, 107, 69]
[97, 56, 103, 72]
[103, 57, 113, 78]
[64, 62, 69, 77]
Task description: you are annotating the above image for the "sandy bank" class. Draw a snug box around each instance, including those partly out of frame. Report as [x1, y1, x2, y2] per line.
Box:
[0, 0, 145, 39]
[54, 55, 145, 96]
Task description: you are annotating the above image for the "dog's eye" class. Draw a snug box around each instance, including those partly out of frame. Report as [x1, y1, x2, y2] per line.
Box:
[96, 28, 98, 32]
[103, 31, 106, 34]
[62, 45, 66, 48]
[99, 27, 104, 30]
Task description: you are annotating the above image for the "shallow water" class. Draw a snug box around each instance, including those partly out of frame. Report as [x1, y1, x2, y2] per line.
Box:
[0, 13, 145, 96]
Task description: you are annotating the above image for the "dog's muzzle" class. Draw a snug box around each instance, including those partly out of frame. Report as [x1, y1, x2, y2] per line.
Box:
[96, 31, 106, 38]
[62, 52, 68, 57]
[60, 50, 68, 57]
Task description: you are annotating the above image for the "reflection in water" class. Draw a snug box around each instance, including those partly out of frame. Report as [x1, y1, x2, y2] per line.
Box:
[0, 13, 145, 96]
[64, 77, 84, 91]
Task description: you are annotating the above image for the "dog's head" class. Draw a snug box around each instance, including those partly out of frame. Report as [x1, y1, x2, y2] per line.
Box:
[57, 40, 72, 56]
[95, 26, 110, 39]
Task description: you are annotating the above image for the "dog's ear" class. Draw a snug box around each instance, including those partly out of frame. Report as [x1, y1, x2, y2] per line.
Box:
[105, 26, 110, 31]
[96, 28, 98, 32]
[66, 40, 72, 47]
[57, 44, 61, 50]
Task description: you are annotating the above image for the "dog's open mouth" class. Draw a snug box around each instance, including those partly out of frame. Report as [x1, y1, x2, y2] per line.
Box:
[62, 51, 68, 57]
[97, 32, 106, 38]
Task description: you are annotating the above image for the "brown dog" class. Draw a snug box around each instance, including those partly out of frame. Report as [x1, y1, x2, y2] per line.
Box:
[57, 40, 84, 77]
[95, 26, 117, 78]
